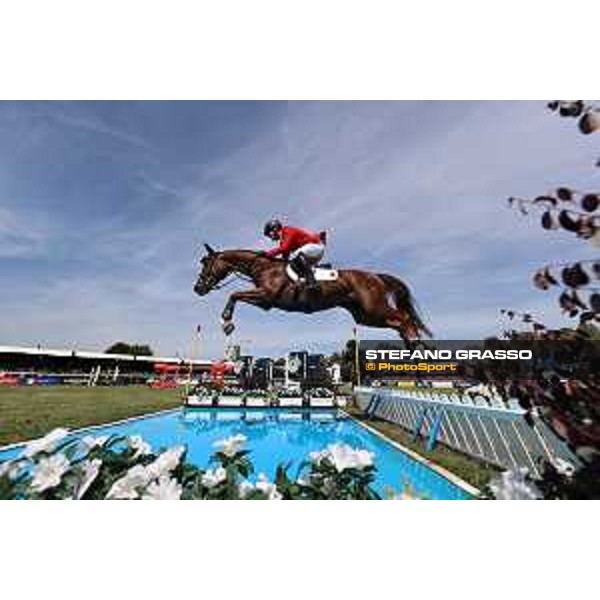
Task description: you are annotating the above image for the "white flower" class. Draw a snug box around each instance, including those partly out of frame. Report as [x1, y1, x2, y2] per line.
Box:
[106, 446, 185, 499]
[0, 460, 20, 479]
[74, 459, 102, 499]
[146, 446, 185, 479]
[490, 468, 543, 500]
[106, 465, 151, 500]
[238, 475, 282, 500]
[128, 435, 152, 458]
[30, 454, 70, 492]
[79, 435, 108, 452]
[238, 480, 255, 498]
[255, 473, 282, 500]
[22, 428, 70, 458]
[552, 458, 575, 477]
[213, 434, 247, 457]
[142, 475, 182, 500]
[309, 449, 328, 464]
[312, 444, 374, 472]
[201, 467, 227, 488]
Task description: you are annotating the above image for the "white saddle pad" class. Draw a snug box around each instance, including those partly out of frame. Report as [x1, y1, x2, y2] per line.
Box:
[286, 264, 339, 282]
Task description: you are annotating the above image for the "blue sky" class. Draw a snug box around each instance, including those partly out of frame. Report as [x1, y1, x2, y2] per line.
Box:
[1, 101, 598, 359]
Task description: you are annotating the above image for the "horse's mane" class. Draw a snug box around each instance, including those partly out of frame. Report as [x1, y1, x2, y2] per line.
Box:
[220, 248, 281, 261]
[222, 248, 259, 254]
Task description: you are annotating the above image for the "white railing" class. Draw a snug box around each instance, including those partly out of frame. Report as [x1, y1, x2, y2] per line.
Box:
[354, 386, 579, 477]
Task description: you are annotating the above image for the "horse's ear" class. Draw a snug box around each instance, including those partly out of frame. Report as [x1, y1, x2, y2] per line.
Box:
[204, 243, 216, 255]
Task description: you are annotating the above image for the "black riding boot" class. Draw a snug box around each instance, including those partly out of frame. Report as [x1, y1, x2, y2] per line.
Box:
[291, 254, 318, 291]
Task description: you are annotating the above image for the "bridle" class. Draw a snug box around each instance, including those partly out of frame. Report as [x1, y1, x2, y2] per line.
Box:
[197, 251, 258, 292]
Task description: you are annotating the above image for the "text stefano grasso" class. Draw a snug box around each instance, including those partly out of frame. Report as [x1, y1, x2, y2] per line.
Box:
[364, 349, 533, 360]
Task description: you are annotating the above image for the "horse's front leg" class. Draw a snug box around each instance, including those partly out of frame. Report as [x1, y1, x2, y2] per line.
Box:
[221, 288, 270, 335]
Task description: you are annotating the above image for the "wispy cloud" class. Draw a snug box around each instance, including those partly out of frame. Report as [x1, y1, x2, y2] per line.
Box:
[0, 101, 595, 358]
[29, 107, 154, 151]
[0, 205, 54, 259]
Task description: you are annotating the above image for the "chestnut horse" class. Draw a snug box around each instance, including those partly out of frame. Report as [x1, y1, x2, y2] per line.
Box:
[193, 244, 430, 342]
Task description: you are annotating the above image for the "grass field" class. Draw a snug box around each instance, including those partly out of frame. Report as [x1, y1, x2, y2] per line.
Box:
[0, 385, 182, 446]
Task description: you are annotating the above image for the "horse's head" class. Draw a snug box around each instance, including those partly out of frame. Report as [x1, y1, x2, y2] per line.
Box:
[193, 244, 231, 296]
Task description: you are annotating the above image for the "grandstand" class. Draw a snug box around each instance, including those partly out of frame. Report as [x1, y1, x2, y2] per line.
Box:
[0, 345, 213, 386]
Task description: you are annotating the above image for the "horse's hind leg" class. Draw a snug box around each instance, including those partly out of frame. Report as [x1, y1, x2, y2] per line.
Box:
[382, 308, 418, 341]
[347, 303, 389, 329]
[347, 295, 415, 341]
[389, 318, 413, 343]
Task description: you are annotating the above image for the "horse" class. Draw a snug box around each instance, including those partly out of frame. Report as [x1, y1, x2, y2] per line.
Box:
[193, 244, 431, 342]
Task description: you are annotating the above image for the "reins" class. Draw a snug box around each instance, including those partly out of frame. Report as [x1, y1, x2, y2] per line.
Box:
[203, 251, 262, 291]
[210, 271, 253, 290]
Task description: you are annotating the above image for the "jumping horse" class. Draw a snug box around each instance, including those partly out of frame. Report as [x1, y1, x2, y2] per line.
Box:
[193, 244, 430, 342]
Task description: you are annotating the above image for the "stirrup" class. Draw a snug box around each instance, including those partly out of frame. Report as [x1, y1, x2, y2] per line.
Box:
[304, 269, 318, 290]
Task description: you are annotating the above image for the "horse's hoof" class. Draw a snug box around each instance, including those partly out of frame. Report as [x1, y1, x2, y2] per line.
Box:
[223, 321, 235, 336]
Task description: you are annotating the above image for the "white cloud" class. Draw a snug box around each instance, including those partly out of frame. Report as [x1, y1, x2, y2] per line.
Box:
[0, 206, 53, 258]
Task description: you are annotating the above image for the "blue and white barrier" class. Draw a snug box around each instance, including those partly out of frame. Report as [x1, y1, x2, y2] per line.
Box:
[354, 386, 579, 477]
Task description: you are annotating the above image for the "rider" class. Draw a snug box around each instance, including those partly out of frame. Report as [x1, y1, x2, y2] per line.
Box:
[262, 219, 326, 290]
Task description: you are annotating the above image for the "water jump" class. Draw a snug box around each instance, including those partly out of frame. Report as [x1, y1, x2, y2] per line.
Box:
[193, 219, 430, 342]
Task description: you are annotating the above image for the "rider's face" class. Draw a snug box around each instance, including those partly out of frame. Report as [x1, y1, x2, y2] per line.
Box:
[268, 229, 281, 241]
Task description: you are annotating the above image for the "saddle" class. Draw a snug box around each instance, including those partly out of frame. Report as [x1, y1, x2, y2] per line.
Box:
[285, 263, 339, 283]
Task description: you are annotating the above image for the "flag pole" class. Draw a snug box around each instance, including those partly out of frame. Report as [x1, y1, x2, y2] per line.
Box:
[187, 325, 200, 395]
[353, 326, 361, 387]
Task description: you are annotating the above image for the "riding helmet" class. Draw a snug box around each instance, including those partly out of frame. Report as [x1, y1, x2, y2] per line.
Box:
[264, 219, 282, 236]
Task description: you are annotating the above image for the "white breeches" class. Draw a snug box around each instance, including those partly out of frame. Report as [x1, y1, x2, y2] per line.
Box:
[289, 243, 325, 264]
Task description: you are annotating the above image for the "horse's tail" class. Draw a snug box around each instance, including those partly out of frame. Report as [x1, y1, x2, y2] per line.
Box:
[378, 273, 432, 339]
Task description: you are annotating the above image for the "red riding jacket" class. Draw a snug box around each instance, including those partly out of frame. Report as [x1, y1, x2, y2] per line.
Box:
[265, 226, 324, 259]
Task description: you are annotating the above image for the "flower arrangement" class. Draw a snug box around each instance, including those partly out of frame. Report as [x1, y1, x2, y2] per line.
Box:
[0, 429, 384, 500]
[4, 426, 570, 499]
[486, 468, 542, 500]
[185, 385, 216, 406]
[245, 388, 270, 397]
[190, 385, 215, 398]
[307, 387, 335, 398]
[275, 388, 305, 407]
[219, 386, 245, 397]
[276, 388, 304, 399]
[306, 387, 336, 407]
[245, 389, 272, 407]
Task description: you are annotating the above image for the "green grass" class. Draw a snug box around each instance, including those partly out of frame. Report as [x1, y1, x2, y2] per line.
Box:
[346, 406, 499, 490]
[0, 385, 182, 446]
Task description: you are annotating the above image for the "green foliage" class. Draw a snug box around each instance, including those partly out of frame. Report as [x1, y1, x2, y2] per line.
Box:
[0, 430, 386, 500]
[577, 322, 600, 340]
[341, 339, 358, 383]
[105, 342, 154, 356]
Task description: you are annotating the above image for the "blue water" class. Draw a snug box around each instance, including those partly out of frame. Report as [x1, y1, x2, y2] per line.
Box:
[0, 409, 471, 499]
